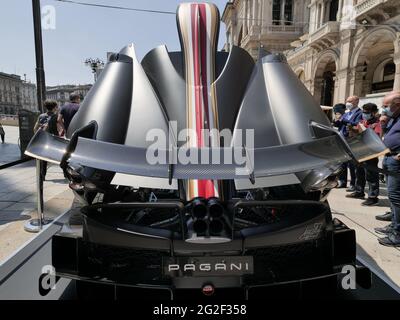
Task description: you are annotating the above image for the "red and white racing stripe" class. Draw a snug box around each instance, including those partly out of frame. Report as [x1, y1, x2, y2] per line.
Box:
[177, 3, 221, 200]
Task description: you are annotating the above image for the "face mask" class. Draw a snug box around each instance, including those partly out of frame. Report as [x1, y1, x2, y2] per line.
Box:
[362, 113, 372, 121]
[385, 108, 394, 117]
[346, 102, 354, 110]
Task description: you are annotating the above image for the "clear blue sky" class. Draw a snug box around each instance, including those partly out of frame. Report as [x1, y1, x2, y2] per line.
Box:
[0, 0, 228, 86]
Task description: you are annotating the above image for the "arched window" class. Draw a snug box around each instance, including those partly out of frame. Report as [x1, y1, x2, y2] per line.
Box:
[383, 62, 396, 82]
[272, 0, 294, 25]
[372, 60, 395, 93]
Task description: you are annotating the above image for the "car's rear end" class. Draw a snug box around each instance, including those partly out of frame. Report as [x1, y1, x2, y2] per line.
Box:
[51, 190, 370, 299]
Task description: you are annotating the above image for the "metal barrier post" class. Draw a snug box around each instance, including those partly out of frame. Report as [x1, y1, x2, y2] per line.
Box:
[24, 159, 52, 232]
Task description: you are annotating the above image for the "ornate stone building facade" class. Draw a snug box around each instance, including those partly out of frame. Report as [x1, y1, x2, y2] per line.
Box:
[222, 0, 310, 57]
[21, 81, 38, 112]
[46, 84, 92, 107]
[0, 72, 37, 115]
[222, 0, 400, 106]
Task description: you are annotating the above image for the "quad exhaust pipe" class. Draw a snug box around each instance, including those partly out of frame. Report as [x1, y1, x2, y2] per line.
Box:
[187, 198, 231, 242]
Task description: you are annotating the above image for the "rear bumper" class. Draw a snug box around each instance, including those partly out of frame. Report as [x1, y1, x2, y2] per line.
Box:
[52, 212, 370, 293]
[61, 264, 370, 300]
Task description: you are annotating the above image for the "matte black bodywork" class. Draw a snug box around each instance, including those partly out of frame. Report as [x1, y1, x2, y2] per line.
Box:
[23, 2, 384, 296]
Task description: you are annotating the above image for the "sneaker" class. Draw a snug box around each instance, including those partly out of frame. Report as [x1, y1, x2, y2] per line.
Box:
[346, 185, 356, 192]
[378, 232, 400, 247]
[374, 223, 394, 236]
[345, 192, 365, 199]
[376, 212, 393, 222]
[361, 198, 379, 206]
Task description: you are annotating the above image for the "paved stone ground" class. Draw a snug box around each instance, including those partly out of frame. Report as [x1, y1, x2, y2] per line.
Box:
[0, 160, 73, 263]
[329, 183, 400, 290]
[0, 125, 22, 165]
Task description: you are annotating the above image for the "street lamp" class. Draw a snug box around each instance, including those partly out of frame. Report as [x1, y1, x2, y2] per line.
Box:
[84, 58, 104, 82]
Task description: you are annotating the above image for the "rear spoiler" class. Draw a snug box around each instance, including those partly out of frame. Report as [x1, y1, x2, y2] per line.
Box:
[24, 122, 388, 182]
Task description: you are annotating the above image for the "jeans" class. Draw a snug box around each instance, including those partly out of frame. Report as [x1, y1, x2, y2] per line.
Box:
[355, 158, 380, 198]
[383, 156, 400, 233]
[338, 161, 356, 186]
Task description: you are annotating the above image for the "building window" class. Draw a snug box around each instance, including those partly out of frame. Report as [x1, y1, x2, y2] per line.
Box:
[383, 62, 396, 82]
[272, 0, 293, 25]
[372, 60, 395, 93]
[272, 0, 281, 25]
[284, 0, 293, 25]
[329, 0, 339, 21]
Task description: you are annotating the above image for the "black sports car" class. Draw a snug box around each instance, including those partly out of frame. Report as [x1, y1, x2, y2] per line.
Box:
[26, 2, 387, 299]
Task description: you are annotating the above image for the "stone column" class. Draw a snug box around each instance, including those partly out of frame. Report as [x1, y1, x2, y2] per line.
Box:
[248, 0, 253, 34]
[393, 33, 400, 91]
[313, 76, 323, 104]
[243, 0, 248, 35]
[320, 1, 326, 26]
[394, 60, 400, 92]
[252, 0, 257, 24]
[258, 0, 263, 27]
[337, 0, 343, 21]
[309, 4, 316, 34]
[315, 3, 321, 29]
[362, 79, 372, 97]
[263, 0, 272, 32]
[349, 65, 366, 97]
[335, 68, 350, 103]
[335, 29, 355, 102]
[305, 51, 314, 91]
[333, 75, 340, 105]
[252, 0, 260, 34]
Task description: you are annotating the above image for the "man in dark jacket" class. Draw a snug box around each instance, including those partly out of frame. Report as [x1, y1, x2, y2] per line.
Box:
[375, 92, 400, 247]
[333, 103, 347, 188]
[58, 92, 81, 136]
[346, 103, 381, 205]
[335, 96, 363, 190]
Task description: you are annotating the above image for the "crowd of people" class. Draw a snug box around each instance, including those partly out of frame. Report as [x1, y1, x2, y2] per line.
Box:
[332, 91, 400, 247]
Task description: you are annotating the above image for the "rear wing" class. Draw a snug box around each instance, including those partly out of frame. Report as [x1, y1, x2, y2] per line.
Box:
[24, 122, 388, 182]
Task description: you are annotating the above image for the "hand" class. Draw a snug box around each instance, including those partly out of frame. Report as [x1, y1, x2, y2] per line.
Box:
[393, 154, 400, 161]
